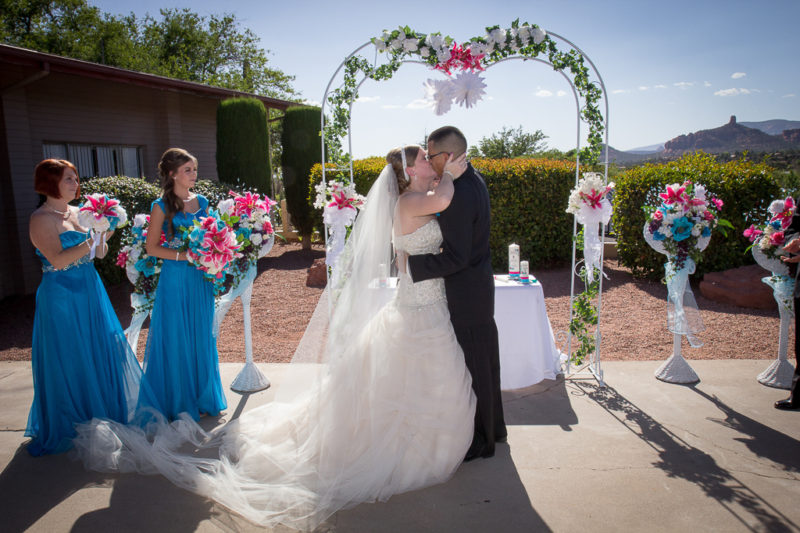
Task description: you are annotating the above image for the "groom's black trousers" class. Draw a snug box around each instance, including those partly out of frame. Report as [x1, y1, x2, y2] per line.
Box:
[453, 321, 507, 456]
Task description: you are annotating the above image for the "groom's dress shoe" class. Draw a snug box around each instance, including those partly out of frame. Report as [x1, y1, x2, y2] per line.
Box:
[774, 398, 800, 410]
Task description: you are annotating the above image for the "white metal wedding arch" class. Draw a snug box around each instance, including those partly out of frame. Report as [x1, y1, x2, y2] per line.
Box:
[318, 22, 610, 386]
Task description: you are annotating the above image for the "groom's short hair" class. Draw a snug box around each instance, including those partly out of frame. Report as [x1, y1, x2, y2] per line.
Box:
[428, 126, 467, 156]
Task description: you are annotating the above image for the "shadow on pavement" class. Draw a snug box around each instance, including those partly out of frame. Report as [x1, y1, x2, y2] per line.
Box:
[574, 381, 799, 533]
[503, 376, 578, 430]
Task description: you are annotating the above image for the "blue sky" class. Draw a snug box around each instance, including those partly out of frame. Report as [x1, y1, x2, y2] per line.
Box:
[94, 0, 800, 158]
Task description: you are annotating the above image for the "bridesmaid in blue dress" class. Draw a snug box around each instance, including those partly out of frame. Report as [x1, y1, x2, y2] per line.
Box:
[138, 148, 227, 420]
[26, 159, 149, 455]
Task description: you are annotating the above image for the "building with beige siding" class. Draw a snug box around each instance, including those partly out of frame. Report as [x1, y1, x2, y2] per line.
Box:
[1, 44, 294, 298]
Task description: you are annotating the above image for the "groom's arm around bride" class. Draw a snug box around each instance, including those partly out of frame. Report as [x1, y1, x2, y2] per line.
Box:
[407, 126, 507, 460]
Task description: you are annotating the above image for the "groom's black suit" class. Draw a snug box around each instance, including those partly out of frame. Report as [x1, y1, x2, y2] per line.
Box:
[409, 163, 507, 458]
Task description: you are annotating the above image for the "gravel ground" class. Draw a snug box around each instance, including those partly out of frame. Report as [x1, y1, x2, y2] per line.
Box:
[0, 242, 784, 363]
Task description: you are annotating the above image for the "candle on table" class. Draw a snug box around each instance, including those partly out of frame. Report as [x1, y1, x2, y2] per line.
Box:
[508, 243, 520, 279]
[520, 260, 529, 282]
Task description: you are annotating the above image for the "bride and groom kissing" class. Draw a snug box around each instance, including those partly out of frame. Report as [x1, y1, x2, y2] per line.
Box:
[74, 125, 507, 530]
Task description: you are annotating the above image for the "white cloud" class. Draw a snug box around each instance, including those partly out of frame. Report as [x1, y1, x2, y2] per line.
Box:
[556, 90, 567, 97]
[406, 99, 432, 109]
[731, 72, 746, 79]
[783, 93, 796, 98]
[638, 86, 648, 91]
[301, 99, 321, 107]
[381, 104, 401, 109]
[535, 89, 553, 97]
[654, 84, 667, 89]
[714, 88, 752, 96]
[612, 89, 629, 94]
[704, 81, 712, 87]
[356, 95, 380, 103]
[673, 81, 694, 89]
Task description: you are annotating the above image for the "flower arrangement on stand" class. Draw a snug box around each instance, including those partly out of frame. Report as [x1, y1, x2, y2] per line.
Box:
[314, 180, 365, 270]
[115, 213, 161, 349]
[181, 211, 243, 295]
[744, 196, 797, 389]
[643, 181, 731, 383]
[217, 190, 278, 289]
[77, 193, 128, 258]
[564, 173, 614, 365]
[213, 190, 278, 394]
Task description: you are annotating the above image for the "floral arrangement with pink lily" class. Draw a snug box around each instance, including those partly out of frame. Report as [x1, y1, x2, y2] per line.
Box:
[644, 181, 732, 271]
[77, 193, 128, 258]
[566, 172, 615, 283]
[743, 196, 797, 265]
[314, 180, 366, 268]
[116, 213, 163, 312]
[217, 190, 278, 285]
[181, 211, 243, 294]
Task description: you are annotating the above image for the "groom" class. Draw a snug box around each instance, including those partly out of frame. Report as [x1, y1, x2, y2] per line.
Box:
[408, 126, 507, 460]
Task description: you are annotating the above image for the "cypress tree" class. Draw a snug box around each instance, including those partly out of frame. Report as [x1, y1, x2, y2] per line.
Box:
[216, 98, 271, 193]
[281, 106, 322, 249]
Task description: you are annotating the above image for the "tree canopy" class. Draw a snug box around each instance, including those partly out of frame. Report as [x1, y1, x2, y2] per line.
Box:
[0, 0, 297, 99]
[467, 125, 548, 159]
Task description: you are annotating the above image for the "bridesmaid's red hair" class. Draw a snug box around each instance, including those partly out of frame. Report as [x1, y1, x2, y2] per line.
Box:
[34, 159, 80, 200]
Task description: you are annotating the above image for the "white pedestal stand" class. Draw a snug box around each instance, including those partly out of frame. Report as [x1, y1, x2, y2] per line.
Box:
[757, 276, 795, 389]
[655, 333, 699, 384]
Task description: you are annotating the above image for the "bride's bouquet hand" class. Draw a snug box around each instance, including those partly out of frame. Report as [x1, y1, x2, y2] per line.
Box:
[443, 153, 468, 180]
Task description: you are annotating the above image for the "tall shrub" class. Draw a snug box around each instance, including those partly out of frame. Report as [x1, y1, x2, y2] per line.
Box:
[282, 105, 322, 248]
[613, 152, 777, 279]
[217, 97, 271, 193]
[311, 157, 577, 271]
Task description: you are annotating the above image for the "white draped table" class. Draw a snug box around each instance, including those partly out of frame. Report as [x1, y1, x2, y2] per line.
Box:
[493, 275, 563, 390]
[372, 275, 562, 390]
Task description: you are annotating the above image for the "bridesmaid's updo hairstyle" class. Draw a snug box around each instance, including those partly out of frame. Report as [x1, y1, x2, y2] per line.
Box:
[386, 145, 420, 195]
[157, 148, 197, 239]
[34, 159, 80, 200]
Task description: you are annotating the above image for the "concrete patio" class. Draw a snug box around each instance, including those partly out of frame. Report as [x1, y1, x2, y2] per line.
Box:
[1, 360, 798, 532]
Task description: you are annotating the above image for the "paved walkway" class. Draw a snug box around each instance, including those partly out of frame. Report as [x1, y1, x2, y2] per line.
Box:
[1, 360, 798, 532]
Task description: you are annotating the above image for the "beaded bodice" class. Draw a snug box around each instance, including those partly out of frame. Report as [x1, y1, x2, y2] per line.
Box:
[393, 219, 446, 307]
[36, 230, 92, 272]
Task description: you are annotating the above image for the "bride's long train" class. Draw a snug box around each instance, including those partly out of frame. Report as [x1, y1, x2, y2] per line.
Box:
[73, 293, 475, 531]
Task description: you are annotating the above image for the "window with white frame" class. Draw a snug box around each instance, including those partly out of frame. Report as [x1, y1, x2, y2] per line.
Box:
[42, 143, 143, 178]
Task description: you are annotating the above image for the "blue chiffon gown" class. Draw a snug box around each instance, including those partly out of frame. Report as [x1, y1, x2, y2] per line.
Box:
[138, 195, 227, 420]
[26, 230, 149, 456]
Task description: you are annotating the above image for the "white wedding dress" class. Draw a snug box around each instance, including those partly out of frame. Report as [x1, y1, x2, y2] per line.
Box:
[74, 217, 476, 531]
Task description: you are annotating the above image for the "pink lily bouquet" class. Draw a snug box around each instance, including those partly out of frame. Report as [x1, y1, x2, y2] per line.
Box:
[644, 181, 732, 270]
[116, 214, 163, 312]
[182, 211, 243, 293]
[77, 193, 128, 258]
[566, 173, 615, 283]
[314, 180, 365, 268]
[744, 196, 797, 269]
[313, 180, 365, 228]
[217, 190, 277, 282]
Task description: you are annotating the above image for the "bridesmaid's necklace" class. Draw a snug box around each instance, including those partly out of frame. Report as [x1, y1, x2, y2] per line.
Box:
[46, 203, 70, 217]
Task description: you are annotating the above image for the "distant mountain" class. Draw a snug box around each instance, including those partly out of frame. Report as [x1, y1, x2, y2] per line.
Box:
[740, 119, 800, 136]
[662, 116, 797, 156]
[626, 143, 665, 154]
[601, 145, 663, 164]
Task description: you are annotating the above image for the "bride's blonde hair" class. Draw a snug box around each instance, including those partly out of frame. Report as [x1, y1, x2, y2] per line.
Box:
[386, 145, 420, 195]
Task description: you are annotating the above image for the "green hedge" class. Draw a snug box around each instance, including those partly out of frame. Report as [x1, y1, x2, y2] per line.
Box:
[79, 176, 238, 285]
[311, 157, 577, 271]
[216, 98, 271, 193]
[281, 106, 322, 242]
[613, 152, 778, 279]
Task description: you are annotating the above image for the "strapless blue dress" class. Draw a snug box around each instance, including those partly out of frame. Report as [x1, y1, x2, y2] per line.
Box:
[138, 195, 227, 420]
[26, 230, 149, 456]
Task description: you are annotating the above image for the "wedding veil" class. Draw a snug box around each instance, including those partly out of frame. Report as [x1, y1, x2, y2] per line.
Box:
[73, 163, 404, 531]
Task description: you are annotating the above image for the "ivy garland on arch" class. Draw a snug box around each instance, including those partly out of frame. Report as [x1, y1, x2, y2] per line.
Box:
[323, 19, 605, 165]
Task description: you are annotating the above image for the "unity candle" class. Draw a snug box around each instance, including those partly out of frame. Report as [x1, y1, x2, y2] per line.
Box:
[508, 243, 520, 279]
[520, 261, 530, 282]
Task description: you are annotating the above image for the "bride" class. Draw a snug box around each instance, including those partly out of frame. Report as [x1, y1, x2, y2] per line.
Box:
[74, 145, 475, 531]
